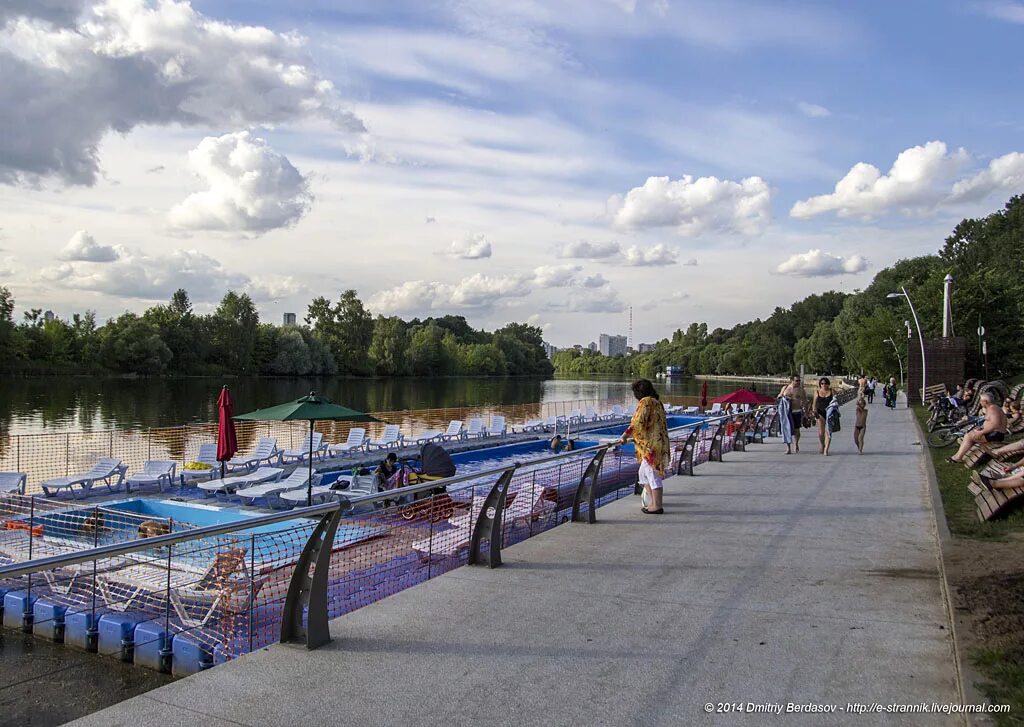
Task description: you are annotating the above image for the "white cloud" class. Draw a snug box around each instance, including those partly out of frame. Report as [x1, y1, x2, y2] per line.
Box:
[797, 101, 831, 118]
[949, 152, 1024, 202]
[0, 0, 364, 186]
[563, 289, 626, 313]
[775, 249, 869, 277]
[607, 175, 772, 236]
[977, 1, 1024, 23]
[167, 131, 312, 235]
[683, 258, 698, 266]
[448, 233, 492, 259]
[57, 229, 120, 262]
[532, 264, 581, 288]
[578, 273, 610, 288]
[37, 241, 304, 303]
[790, 141, 972, 219]
[369, 273, 532, 313]
[559, 239, 621, 259]
[0, 256, 19, 277]
[621, 244, 678, 266]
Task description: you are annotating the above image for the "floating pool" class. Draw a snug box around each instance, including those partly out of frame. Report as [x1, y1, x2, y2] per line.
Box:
[104, 498, 308, 536]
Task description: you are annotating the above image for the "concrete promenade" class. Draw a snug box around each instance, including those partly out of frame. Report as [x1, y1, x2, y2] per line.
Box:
[73, 403, 962, 726]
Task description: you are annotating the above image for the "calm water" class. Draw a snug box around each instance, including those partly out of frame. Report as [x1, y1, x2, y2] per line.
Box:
[0, 375, 773, 434]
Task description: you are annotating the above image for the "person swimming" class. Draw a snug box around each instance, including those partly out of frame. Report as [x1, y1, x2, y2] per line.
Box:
[138, 519, 171, 538]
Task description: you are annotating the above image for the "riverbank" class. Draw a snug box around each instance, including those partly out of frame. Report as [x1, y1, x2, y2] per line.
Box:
[914, 404, 1024, 724]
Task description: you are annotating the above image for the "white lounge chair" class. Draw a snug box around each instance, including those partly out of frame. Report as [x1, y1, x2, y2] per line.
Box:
[198, 467, 283, 497]
[178, 443, 219, 485]
[439, 420, 465, 441]
[522, 418, 545, 432]
[0, 472, 27, 494]
[584, 407, 601, 422]
[542, 416, 563, 432]
[413, 429, 444, 445]
[368, 424, 403, 450]
[464, 418, 486, 439]
[610, 404, 626, 419]
[706, 403, 722, 415]
[327, 428, 367, 456]
[683, 406, 699, 414]
[280, 482, 341, 506]
[97, 546, 252, 629]
[126, 461, 177, 493]
[237, 469, 311, 506]
[568, 409, 584, 424]
[280, 432, 326, 463]
[487, 415, 507, 437]
[226, 437, 279, 472]
[40, 458, 127, 499]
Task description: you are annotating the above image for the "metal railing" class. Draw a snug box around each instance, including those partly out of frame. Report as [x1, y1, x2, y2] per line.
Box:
[0, 408, 773, 668]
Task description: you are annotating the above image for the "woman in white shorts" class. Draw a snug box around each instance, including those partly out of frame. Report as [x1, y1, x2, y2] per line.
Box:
[620, 379, 671, 514]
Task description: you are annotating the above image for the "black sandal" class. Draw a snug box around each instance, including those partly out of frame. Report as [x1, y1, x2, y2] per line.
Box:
[641, 507, 664, 515]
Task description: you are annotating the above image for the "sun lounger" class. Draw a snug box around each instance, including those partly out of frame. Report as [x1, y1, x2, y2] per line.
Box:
[327, 428, 367, 456]
[236, 469, 312, 506]
[584, 407, 601, 422]
[706, 403, 722, 415]
[40, 458, 127, 499]
[487, 415, 507, 437]
[226, 437, 279, 472]
[368, 424, 403, 450]
[178, 443, 219, 484]
[279, 482, 342, 505]
[464, 418, 486, 439]
[0, 472, 27, 494]
[968, 475, 1024, 522]
[610, 404, 626, 419]
[414, 429, 444, 445]
[0, 530, 128, 595]
[522, 418, 544, 432]
[440, 420, 465, 441]
[97, 546, 251, 629]
[280, 432, 327, 463]
[126, 461, 177, 493]
[197, 467, 283, 497]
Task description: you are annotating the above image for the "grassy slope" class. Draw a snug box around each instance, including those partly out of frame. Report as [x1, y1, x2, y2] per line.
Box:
[914, 386, 1024, 724]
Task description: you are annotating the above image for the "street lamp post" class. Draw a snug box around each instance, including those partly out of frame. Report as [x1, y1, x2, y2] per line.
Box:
[888, 287, 926, 405]
[884, 337, 904, 390]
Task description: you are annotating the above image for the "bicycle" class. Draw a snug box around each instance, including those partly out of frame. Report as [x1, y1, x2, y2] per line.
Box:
[926, 416, 984, 449]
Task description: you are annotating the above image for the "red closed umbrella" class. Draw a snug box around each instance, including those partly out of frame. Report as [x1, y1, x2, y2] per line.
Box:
[711, 388, 776, 405]
[700, 381, 708, 408]
[216, 385, 238, 477]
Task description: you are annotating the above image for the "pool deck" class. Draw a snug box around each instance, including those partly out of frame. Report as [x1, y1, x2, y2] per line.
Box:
[69, 401, 963, 726]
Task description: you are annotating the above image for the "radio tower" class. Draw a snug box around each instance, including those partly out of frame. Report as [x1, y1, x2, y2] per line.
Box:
[628, 305, 633, 351]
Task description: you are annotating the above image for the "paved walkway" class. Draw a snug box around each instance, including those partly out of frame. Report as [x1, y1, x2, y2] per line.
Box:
[72, 402, 961, 726]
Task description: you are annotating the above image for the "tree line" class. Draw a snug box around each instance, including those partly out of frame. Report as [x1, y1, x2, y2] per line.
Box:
[555, 194, 1024, 380]
[0, 288, 553, 378]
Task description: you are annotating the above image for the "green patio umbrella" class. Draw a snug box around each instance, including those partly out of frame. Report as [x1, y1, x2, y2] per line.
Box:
[234, 392, 380, 507]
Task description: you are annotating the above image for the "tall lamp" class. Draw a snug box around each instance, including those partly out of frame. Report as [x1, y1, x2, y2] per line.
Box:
[883, 337, 904, 390]
[888, 287, 926, 406]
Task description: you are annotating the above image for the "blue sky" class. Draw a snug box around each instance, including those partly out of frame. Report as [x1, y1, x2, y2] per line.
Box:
[1, 0, 1022, 346]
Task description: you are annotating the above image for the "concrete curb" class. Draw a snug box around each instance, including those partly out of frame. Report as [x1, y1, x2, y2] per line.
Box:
[911, 410, 992, 726]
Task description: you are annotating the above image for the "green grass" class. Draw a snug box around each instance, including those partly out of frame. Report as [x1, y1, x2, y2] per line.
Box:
[912, 406, 1024, 540]
[971, 648, 1024, 726]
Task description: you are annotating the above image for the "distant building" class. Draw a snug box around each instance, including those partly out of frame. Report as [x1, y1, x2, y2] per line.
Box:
[44, 310, 55, 323]
[282, 312, 297, 326]
[588, 341, 598, 352]
[542, 341, 558, 359]
[665, 365, 683, 377]
[638, 343, 656, 353]
[599, 333, 627, 357]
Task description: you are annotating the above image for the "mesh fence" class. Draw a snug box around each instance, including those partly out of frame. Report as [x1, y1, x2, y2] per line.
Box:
[0, 412, 759, 671]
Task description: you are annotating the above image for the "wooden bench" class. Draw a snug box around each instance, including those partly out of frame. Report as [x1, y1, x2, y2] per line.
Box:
[921, 384, 947, 405]
[968, 473, 1024, 521]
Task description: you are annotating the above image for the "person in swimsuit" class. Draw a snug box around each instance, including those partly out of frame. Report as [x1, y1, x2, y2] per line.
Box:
[854, 396, 868, 454]
[948, 392, 1008, 463]
[811, 377, 834, 455]
[779, 374, 807, 454]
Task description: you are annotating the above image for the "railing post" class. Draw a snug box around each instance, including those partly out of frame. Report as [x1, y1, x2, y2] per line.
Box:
[468, 467, 517, 568]
[24, 497, 35, 632]
[733, 416, 748, 452]
[572, 449, 606, 524]
[161, 542, 173, 672]
[248, 533, 256, 654]
[676, 429, 699, 476]
[65, 433, 70, 476]
[280, 500, 350, 650]
[88, 505, 100, 652]
[708, 421, 725, 462]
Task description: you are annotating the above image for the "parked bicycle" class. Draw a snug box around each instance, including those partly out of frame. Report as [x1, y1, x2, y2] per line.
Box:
[926, 415, 984, 448]
[926, 395, 968, 432]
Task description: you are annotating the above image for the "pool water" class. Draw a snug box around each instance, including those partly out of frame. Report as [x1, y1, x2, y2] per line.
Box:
[105, 499, 306, 536]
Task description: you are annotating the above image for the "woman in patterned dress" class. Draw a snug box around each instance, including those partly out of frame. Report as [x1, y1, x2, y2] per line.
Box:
[619, 379, 671, 514]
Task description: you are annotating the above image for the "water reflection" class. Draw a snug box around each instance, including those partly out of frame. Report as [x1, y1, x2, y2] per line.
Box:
[0, 375, 772, 434]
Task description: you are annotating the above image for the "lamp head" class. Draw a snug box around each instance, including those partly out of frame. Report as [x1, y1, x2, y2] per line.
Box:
[886, 292, 902, 299]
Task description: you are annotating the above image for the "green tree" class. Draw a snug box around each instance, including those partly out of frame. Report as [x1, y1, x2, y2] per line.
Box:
[369, 316, 409, 376]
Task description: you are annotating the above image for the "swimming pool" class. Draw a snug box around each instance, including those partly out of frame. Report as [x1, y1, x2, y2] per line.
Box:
[104, 498, 308, 537]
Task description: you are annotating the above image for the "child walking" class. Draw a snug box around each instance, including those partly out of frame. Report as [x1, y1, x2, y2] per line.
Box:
[854, 396, 868, 454]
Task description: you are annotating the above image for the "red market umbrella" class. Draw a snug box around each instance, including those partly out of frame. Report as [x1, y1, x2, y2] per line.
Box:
[711, 388, 776, 405]
[216, 385, 238, 477]
[700, 381, 708, 408]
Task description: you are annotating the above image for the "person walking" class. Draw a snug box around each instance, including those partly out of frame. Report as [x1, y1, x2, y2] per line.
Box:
[620, 379, 670, 515]
[854, 396, 868, 454]
[884, 377, 898, 409]
[866, 377, 877, 404]
[811, 377, 834, 455]
[778, 374, 806, 454]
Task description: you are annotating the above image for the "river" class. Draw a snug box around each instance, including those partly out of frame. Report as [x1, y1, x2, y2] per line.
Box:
[0, 375, 775, 434]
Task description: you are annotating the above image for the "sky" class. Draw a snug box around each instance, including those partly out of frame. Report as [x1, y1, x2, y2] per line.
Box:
[1, 0, 1023, 347]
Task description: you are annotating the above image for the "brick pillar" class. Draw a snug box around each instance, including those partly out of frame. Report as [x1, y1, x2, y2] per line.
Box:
[906, 337, 966, 404]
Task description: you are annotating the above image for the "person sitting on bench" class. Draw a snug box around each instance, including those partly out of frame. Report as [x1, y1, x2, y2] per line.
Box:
[948, 392, 1008, 463]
